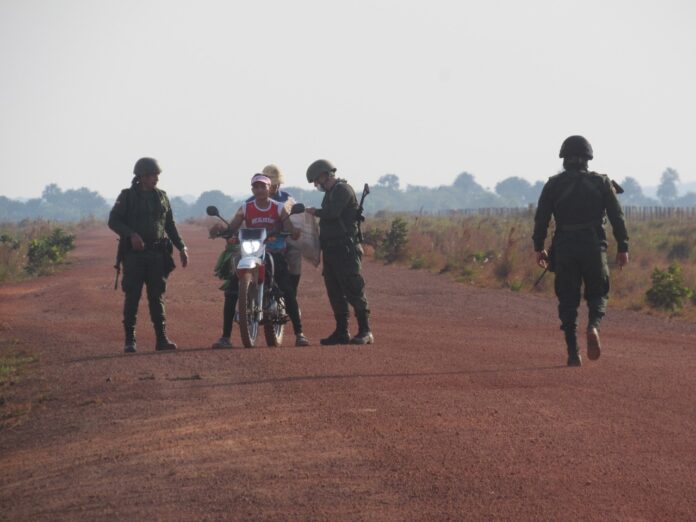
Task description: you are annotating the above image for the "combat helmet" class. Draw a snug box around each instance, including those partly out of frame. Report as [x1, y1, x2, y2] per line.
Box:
[306, 159, 336, 183]
[559, 136, 593, 160]
[133, 157, 162, 176]
[262, 164, 284, 185]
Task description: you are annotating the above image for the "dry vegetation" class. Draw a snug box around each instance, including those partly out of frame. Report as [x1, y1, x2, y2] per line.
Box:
[0, 220, 80, 284]
[364, 213, 696, 321]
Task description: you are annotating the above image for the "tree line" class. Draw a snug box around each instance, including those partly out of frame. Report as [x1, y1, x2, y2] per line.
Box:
[0, 168, 693, 222]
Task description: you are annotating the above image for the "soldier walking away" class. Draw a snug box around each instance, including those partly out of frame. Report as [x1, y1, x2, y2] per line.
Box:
[533, 136, 628, 366]
[109, 157, 189, 353]
[305, 159, 374, 345]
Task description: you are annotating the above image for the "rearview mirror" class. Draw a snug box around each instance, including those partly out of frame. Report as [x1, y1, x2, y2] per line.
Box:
[290, 203, 305, 215]
[206, 206, 220, 217]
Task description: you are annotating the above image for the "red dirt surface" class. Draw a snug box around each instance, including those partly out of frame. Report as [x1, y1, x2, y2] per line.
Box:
[1, 224, 695, 521]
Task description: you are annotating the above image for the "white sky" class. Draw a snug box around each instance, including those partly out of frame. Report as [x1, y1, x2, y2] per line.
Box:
[1, 0, 695, 199]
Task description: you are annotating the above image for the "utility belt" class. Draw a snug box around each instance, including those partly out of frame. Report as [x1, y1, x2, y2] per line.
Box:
[555, 219, 604, 232]
[142, 238, 167, 251]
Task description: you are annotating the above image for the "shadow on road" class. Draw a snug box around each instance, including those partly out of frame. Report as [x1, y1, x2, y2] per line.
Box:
[66, 346, 214, 363]
[191, 365, 566, 388]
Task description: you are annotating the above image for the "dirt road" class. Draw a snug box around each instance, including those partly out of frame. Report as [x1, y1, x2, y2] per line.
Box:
[1, 225, 695, 521]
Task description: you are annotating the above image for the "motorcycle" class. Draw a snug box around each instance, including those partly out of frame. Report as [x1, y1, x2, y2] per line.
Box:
[206, 203, 305, 348]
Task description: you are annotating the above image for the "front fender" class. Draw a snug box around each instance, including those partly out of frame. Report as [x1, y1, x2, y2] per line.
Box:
[237, 256, 263, 270]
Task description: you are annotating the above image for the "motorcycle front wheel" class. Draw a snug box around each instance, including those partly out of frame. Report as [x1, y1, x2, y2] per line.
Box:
[238, 271, 259, 347]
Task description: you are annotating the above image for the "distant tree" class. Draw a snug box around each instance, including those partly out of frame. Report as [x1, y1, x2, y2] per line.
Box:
[621, 177, 644, 198]
[376, 174, 401, 191]
[657, 168, 680, 206]
[36, 184, 109, 220]
[0, 196, 26, 221]
[192, 190, 237, 218]
[618, 177, 659, 206]
[64, 187, 108, 217]
[42, 183, 62, 203]
[676, 192, 696, 207]
[453, 172, 484, 192]
[170, 196, 193, 220]
[495, 177, 532, 206]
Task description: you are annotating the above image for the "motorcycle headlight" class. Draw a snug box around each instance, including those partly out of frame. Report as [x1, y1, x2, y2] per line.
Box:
[242, 240, 262, 255]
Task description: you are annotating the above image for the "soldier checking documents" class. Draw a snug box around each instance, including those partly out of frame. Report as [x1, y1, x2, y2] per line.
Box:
[533, 136, 628, 366]
[109, 157, 189, 353]
[305, 159, 373, 345]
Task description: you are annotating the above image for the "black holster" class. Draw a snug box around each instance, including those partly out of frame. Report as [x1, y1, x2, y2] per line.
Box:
[162, 238, 176, 276]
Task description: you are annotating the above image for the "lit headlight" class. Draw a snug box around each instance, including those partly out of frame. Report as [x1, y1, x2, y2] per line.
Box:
[242, 240, 261, 255]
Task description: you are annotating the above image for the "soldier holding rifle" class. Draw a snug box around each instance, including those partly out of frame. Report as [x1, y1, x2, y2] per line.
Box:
[533, 136, 628, 367]
[305, 159, 374, 345]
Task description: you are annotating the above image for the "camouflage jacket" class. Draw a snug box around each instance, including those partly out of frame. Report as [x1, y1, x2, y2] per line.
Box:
[108, 187, 186, 250]
[315, 180, 359, 243]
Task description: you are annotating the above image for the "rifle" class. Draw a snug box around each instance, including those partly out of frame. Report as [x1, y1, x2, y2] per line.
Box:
[533, 267, 548, 288]
[113, 237, 126, 290]
[533, 245, 555, 288]
[356, 183, 370, 243]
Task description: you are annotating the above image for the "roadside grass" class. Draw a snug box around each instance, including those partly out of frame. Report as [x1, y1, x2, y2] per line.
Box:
[364, 213, 696, 321]
[0, 220, 77, 284]
[0, 334, 39, 428]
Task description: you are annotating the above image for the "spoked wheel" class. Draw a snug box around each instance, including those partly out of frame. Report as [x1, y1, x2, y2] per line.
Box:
[238, 271, 259, 348]
[263, 292, 286, 347]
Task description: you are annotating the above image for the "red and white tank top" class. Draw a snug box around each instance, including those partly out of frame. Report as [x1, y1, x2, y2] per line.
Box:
[243, 199, 284, 232]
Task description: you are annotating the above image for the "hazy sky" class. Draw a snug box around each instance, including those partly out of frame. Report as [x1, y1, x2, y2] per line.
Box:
[1, 0, 695, 199]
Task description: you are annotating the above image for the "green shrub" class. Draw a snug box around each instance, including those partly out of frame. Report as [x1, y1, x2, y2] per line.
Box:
[378, 217, 408, 263]
[0, 235, 20, 250]
[645, 263, 693, 312]
[25, 228, 75, 275]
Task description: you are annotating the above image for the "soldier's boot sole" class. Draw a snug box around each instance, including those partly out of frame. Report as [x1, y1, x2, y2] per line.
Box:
[155, 341, 177, 351]
[587, 328, 601, 361]
[124, 343, 137, 354]
[319, 333, 351, 346]
[350, 332, 374, 345]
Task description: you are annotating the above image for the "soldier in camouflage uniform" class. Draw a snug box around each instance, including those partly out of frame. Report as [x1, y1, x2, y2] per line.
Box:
[533, 136, 629, 366]
[108, 157, 189, 353]
[305, 159, 373, 345]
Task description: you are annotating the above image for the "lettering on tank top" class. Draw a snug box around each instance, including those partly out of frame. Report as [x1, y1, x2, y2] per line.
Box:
[243, 200, 283, 231]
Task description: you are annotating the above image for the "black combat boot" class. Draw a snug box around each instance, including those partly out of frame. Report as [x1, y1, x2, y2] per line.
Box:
[350, 311, 374, 345]
[565, 330, 581, 367]
[124, 325, 136, 354]
[320, 315, 351, 345]
[154, 323, 177, 351]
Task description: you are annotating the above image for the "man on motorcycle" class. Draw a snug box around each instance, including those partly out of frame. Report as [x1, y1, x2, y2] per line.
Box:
[211, 174, 310, 348]
[247, 165, 304, 295]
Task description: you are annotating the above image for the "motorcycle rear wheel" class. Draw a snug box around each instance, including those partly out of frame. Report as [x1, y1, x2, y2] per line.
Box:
[263, 294, 285, 347]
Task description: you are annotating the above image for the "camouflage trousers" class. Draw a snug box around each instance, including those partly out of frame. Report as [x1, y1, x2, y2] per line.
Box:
[321, 238, 369, 320]
[121, 250, 168, 329]
[553, 235, 609, 332]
